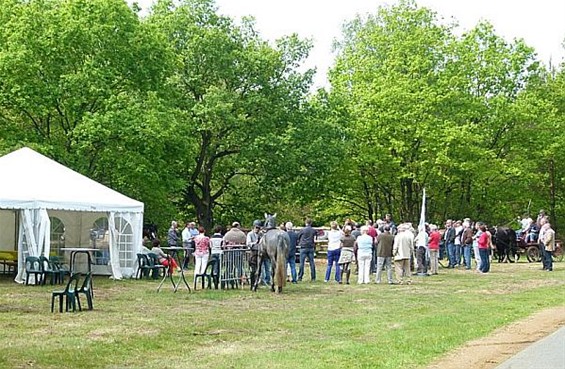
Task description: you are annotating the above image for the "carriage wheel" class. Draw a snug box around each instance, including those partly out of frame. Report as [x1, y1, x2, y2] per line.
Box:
[526, 246, 540, 263]
[552, 244, 563, 262]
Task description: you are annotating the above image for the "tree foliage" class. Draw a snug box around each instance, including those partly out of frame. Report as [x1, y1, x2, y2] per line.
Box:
[0, 0, 178, 226]
[0, 0, 562, 234]
[148, 0, 314, 230]
[327, 0, 559, 228]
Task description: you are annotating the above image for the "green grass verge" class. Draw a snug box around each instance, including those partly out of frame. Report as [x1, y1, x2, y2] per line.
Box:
[0, 261, 563, 369]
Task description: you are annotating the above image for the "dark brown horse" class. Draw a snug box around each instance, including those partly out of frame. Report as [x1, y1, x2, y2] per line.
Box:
[492, 226, 517, 263]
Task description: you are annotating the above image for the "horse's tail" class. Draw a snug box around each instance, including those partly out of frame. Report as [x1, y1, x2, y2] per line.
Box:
[276, 233, 288, 291]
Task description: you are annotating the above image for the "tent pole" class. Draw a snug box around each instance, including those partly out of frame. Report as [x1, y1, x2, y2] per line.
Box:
[14, 210, 19, 251]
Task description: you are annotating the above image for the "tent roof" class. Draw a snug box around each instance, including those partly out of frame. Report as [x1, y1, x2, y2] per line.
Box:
[0, 147, 144, 213]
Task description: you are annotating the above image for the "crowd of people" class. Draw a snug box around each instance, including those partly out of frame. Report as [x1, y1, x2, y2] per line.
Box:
[142, 210, 557, 287]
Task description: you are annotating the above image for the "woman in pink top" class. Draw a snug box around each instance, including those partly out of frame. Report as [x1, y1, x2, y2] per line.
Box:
[193, 226, 210, 277]
[428, 225, 441, 275]
[477, 224, 490, 273]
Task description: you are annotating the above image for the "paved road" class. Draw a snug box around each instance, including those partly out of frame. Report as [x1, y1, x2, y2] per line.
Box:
[496, 326, 565, 369]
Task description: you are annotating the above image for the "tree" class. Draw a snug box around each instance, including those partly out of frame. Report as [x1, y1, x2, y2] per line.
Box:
[328, 0, 542, 225]
[513, 61, 565, 233]
[149, 0, 314, 230]
[329, 1, 456, 222]
[0, 0, 177, 225]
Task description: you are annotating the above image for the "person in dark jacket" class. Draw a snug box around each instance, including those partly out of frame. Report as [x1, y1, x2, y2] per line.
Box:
[461, 220, 474, 270]
[444, 219, 456, 268]
[285, 222, 298, 284]
[167, 221, 178, 247]
[297, 218, 317, 282]
[375, 225, 394, 284]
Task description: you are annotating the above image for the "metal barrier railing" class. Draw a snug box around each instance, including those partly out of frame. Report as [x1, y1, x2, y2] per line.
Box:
[219, 246, 250, 289]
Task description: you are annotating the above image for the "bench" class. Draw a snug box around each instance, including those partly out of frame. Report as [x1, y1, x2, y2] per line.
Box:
[0, 251, 18, 275]
[314, 240, 328, 258]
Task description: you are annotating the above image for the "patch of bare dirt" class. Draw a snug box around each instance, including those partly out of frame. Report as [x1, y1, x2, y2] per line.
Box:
[425, 306, 565, 369]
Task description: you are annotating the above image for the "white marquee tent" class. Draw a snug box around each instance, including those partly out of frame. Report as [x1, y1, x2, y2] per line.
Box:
[0, 147, 144, 282]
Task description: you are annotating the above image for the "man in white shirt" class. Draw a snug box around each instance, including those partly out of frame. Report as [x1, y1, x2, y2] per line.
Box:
[181, 222, 198, 269]
[393, 224, 415, 284]
[516, 214, 533, 241]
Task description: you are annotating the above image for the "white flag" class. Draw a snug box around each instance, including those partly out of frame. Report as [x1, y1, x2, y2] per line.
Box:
[418, 188, 426, 230]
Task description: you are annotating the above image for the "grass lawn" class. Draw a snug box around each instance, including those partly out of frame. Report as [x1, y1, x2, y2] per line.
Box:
[0, 260, 563, 369]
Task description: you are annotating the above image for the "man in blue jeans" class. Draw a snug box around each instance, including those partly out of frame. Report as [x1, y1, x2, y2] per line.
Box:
[285, 222, 298, 283]
[461, 220, 474, 269]
[444, 219, 456, 268]
[297, 218, 317, 281]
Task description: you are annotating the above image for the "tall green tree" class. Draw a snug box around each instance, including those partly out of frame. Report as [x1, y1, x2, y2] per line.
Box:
[330, 1, 456, 222]
[0, 0, 177, 224]
[149, 0, 314, 230]
[443, 22, 539, 223]
[0, 0, 175, 217]
[328, 0, 541, 225]
[513, 61, 565, 233]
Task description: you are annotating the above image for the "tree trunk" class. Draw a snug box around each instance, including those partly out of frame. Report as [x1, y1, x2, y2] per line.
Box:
[362, 179, 374, 222]
[400, 177, 416, 222]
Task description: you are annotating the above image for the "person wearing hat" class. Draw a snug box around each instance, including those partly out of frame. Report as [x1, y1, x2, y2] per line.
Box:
[247, 220, 271, 286]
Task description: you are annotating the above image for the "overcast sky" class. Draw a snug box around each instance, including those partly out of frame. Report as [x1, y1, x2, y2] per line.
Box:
[134, 0, 565, 89]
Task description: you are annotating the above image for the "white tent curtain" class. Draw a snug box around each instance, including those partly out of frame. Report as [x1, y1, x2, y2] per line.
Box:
[108, 212, 142, 279]
[108, 213, 122, 280]
[15, 209, 50, 283]
[115, 211, 143, 278]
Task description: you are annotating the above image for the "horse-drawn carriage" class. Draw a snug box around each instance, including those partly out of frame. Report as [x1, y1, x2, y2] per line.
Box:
[516, 238, 563, 263]
[492, 226, 563, 263]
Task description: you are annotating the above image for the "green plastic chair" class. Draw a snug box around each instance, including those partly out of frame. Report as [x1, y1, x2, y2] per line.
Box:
[146, 253, 167, 279]
[25, 256, 43, 285]
[76, 272, 93, 310]
[136, 253, 152, 279]
[51, 272, 81, 313]
[50, 255, 70, 282]
[194, 258, 219, 290]
[39, 256, 60, 285]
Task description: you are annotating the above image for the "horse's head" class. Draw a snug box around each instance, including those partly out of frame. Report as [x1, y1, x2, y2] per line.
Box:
[264, 213, 277, 229]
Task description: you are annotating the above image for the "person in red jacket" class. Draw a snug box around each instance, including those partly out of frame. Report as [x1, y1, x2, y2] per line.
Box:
[428, 224, 441, 275]
[477, 223, 491, 273]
